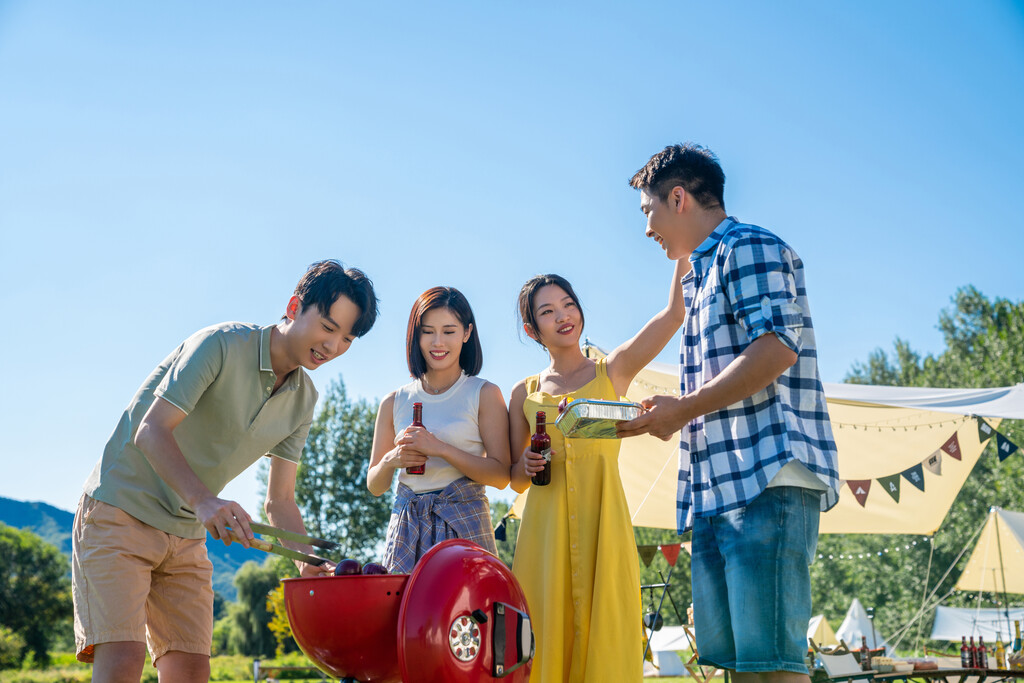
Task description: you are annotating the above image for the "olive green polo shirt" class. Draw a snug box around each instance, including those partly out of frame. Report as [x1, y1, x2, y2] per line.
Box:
[84, 322, 318, 539]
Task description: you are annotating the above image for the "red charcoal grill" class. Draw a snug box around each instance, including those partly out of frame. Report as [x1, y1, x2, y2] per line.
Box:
[283, 539, 534, 683]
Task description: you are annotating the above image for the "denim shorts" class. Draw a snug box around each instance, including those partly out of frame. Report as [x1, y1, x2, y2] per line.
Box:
[691, 486, 821, 674]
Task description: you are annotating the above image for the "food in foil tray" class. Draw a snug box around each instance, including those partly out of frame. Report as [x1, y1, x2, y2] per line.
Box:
[555, 399, 644, 439]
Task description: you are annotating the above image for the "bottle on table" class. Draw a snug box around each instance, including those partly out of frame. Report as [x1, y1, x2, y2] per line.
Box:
[995, 633, 1006, 670]
[1014, 620, 1023, 669]
[962, 636, 971, 668]
[860, 636, 872, 671]
[530, 411, 552, 486]
[969, 636, 978, 668]
[978, 636, 989, 669]
[406, 402, 425, 475]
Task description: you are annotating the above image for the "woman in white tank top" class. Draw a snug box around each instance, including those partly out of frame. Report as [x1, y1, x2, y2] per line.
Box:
[367, 286, 511, 573]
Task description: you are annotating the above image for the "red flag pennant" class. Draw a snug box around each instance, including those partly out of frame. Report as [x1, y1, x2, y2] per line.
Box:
[660, 543, 682, 567]
[941, 433, 962, 461]
[848, 480, 871, 507]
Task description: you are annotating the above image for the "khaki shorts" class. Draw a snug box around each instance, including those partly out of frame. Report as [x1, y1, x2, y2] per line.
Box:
[72, 495, 214, 663]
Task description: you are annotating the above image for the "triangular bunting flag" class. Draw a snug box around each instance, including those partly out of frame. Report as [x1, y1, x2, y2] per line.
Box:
[660, 543, 682, 567]
[848, 480, 871, 507]
[977, 417, 995, 443]
[902, 463, 926, 491]
[924, 450, 943, 476]
[940, 433, 962, 461]
[878, 474, 901, 502]
[637, 545, 658, 567]
[493, 519, 506, 542]
[996, 432, 1020, 462]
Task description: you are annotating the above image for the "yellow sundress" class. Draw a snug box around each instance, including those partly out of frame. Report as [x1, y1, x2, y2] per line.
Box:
[512, 359, 642, 683]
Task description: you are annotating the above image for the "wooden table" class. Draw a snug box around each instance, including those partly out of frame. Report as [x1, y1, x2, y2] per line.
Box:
[874, 668, 1024, 683]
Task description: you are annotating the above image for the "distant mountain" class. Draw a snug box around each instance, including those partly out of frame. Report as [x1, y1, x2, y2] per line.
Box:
[0, 496, 266, 600]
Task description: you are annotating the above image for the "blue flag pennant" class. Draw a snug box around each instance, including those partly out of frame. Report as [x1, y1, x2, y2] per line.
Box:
[901, 463, 926, 492]
[996, 432, 1019, 462]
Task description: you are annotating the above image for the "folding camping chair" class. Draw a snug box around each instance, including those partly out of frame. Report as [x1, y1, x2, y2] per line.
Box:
[641, 542, 726, 683]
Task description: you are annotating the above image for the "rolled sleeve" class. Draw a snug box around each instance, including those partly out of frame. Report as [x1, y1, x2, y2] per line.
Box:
[154, 331, 224, 415]
[723, 236, 804, 355]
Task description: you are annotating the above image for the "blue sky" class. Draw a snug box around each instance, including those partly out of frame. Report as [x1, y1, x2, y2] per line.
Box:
[2, 1, 1022, 517]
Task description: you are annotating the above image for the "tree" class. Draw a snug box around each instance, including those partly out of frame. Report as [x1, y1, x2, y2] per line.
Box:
[0, 524, 72, 667]
[260, 378, 393, 563]
[816, 287, 1024, 650]
[228, 560, 280, 657]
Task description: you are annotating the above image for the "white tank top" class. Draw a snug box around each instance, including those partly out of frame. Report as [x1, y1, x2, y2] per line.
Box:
[393, 373, 486, 493]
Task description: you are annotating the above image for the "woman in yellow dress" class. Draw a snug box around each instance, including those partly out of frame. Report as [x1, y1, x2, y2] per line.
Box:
[509, 262, 687, 683]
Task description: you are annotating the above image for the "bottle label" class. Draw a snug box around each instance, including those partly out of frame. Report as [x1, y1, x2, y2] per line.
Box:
[539, 447, 551, 463]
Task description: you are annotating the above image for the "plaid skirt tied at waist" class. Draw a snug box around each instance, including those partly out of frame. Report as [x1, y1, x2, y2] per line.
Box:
[382, 476, 498, 574]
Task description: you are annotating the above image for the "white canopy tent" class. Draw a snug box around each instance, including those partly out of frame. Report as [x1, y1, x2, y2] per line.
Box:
[512, 344, 1024, 534]
[930, 605, 1024, 641]
[836, 598, 892, 654]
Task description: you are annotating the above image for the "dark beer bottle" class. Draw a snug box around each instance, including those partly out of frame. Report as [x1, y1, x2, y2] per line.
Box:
[860, 636, 872, 671]
[406, 402, 425, 475]
[970, 637, 978, 668]
[530, 411, 552, 486]
[978, 637, 989, 669]
[962, 636, 971, 668]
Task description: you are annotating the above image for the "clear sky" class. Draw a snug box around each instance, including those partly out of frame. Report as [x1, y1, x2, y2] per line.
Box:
[2, 1, 1022, 519]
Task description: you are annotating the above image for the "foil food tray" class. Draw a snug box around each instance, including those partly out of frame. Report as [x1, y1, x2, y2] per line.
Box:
[554, 399, 643, 439]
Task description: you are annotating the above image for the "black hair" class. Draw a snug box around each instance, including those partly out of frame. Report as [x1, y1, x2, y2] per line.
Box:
[629, 143, 726, 211]
[294, 260, 379, 337]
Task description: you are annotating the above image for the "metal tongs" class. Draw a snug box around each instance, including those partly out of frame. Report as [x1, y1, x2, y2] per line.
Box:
[228, 522, 338, 567]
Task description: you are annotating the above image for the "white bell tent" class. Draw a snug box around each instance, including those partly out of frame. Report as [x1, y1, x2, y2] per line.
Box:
[836, 598, 892, 654]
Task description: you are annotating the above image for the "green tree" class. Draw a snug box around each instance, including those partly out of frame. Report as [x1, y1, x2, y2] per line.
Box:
[228, 560, 280, 657]
[0, 524, 72, 667]
[261, 378, 393, 563]
[816, 287, 1024, 651]
[0, 625, 26, 671]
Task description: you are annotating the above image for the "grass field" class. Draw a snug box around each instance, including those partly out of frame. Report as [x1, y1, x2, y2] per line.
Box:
[0, 651, 709, 682]
[0, 655, 707, 682]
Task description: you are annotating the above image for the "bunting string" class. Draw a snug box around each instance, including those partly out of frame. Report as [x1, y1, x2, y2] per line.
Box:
[843, 417, 1018, 508]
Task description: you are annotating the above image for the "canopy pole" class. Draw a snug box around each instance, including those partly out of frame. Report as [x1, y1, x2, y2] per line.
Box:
[993, 508, 1012, 640]
[913, 535, 936, 655]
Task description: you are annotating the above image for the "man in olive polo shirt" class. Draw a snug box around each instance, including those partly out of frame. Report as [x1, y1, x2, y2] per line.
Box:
[72, 260, 378, 683]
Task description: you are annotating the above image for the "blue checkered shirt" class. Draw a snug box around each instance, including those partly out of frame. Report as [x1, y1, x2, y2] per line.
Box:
[676, 218, 839, 533]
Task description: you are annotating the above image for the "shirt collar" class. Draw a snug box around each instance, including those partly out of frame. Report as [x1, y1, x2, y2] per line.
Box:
[259, 326, 275, 373]
[688, 217, 738, 279]
[260, 325, 304, 391]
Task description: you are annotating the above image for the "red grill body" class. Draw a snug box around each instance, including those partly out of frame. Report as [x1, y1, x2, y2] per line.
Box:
[283, 540, 533, 683]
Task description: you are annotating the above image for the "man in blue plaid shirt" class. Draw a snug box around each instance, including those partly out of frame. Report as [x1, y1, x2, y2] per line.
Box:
[619, 144, 839, 683]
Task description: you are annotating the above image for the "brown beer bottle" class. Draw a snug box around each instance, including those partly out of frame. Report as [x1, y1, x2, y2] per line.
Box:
[962, 636, 971, 668]
[530, 411, 552, 486]
[406, 402, 425, 475]
[978, 637, 989, 669]
[860, 636, 872, 671]
[970, 637, 978, 668]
